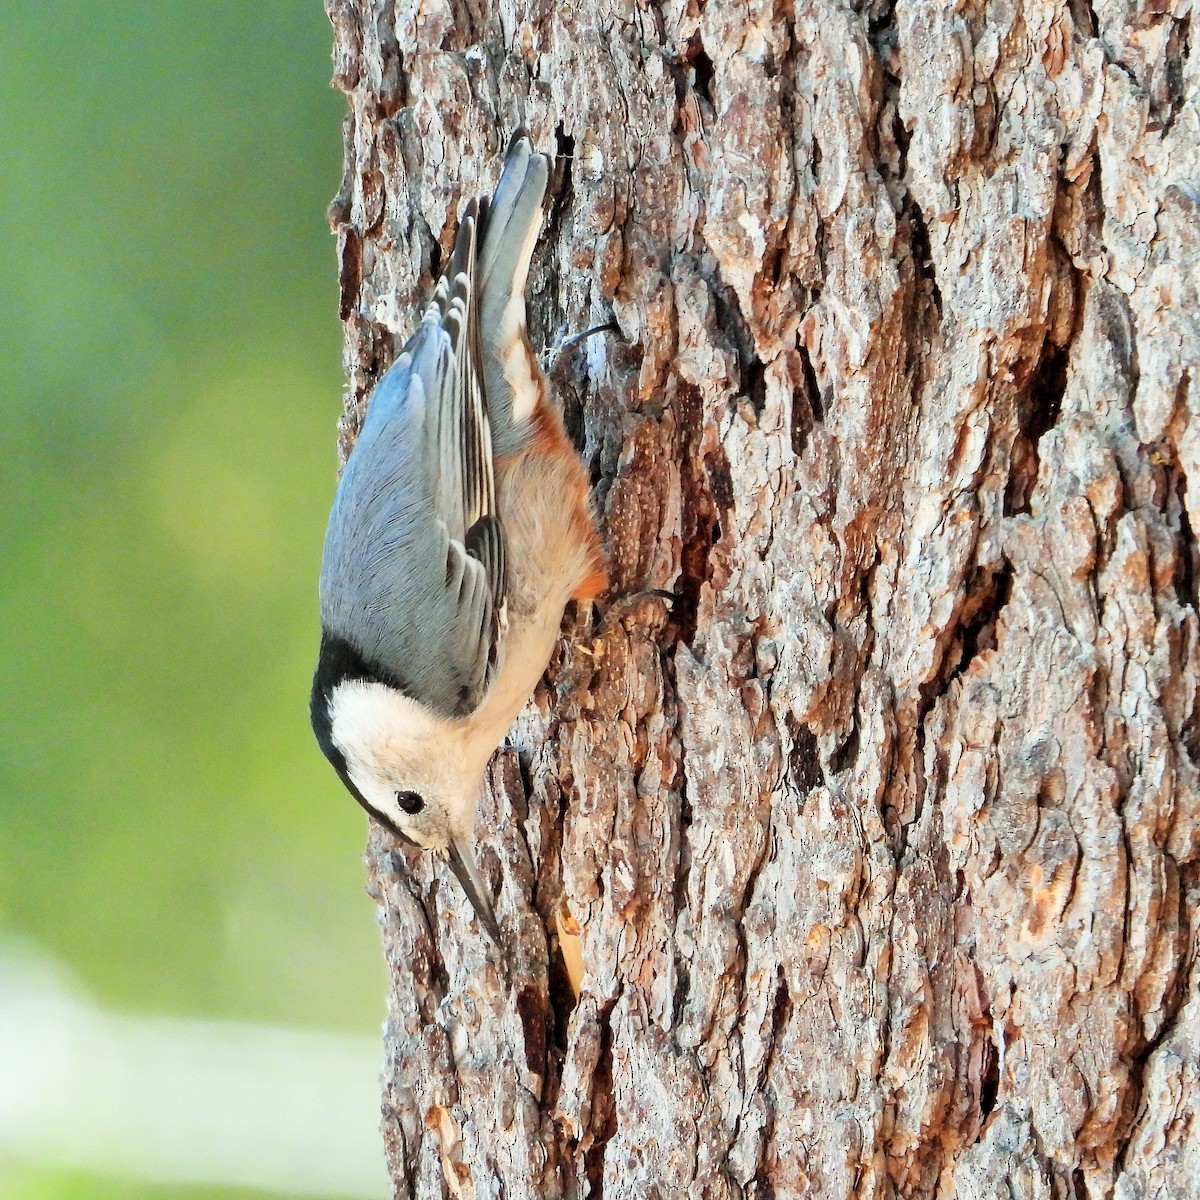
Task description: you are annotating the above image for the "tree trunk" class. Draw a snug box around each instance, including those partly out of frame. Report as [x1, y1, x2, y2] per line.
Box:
[324, 1, 1200, 1196]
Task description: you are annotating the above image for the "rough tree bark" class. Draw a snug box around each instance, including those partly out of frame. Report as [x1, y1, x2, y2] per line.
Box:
[323, 1, 1200, 1196]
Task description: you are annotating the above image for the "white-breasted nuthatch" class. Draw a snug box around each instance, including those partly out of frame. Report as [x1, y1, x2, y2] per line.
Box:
[311, 134, 606, 943]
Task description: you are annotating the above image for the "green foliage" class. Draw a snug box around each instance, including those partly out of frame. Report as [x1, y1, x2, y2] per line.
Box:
[0, 0, 385, 1094]
[1, 1167, 315, 1200]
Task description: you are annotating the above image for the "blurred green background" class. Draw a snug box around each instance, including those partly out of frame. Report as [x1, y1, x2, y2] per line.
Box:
[0, 3, 386, 1196]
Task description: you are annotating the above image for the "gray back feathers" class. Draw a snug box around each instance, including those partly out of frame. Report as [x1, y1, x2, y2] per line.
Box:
[317, 136, 550, 719]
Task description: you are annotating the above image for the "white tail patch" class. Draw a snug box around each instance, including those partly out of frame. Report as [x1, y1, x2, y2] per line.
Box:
[496, 210, 542, 421]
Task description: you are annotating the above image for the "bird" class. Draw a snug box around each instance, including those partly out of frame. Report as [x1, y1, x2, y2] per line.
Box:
[310, 134, 606, 944]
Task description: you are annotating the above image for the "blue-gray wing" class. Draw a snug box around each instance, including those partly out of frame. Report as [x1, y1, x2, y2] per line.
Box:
[318, 202, 506, 718]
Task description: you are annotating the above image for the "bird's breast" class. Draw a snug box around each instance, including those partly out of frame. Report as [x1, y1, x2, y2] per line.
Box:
[496, 402, 606, 619]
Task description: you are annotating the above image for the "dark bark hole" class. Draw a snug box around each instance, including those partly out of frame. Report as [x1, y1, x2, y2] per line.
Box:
[672, 773, 695, 964]
[754, 967, 793, 1136]
[560, 375, 589, 457]
[868, 4, 899, 56]
[584, 1003, 619, 1197]
[674, 383, 722, 645]
[768, 244, 785, 286]
[770, 970, 792, 1048]
[787, 717, 825, 792]
[908, 198, 941, 317]
[956, 559, 1013, 676]
[675, 533, 709, 643]
[1183, 708, 1200, 769]
[337, 227, 363, 321]
[685, 33, 715, 105]
[704, 449, 732, 545]
[516, 984, 548, 1078]
[1004, 430, 1039, 517]
[791, 341, 824, 456]
[979, 1035, 999, 1118]
[1027, 342, 1069, 444]
[707, 268, 757, 370]
[553, 123, 576, 199]
[1173, 461, 1197, 608]
[744, 354, 767, 415]
[801, 340, 824, 422]
[1006, 342, 1069, 515]
[830, 724, 859, 774]
[1167, 373, 1197, 608]
[543, 836, 583, 1058]
[892, 108, 910, 177]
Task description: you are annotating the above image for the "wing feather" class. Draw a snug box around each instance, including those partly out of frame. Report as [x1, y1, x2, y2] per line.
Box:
[318, 199, 508, 717]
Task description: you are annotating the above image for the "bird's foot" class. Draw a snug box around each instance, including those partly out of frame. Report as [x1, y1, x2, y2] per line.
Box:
[576, 588, 675, 651]
[541, 320, 622, 371]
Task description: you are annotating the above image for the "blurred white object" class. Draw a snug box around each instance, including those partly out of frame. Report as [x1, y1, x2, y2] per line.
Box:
[0, 938, 387, 1197]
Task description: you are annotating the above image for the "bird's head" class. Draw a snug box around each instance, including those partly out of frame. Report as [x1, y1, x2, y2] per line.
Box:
[311, 673, 500, 943]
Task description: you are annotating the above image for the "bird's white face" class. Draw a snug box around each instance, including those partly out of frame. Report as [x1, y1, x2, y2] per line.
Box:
[326, 679, 477, 850]
[324, 678, 502, 942]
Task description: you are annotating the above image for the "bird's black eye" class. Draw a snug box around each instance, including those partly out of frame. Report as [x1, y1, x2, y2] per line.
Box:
[395, 790, 425, 815]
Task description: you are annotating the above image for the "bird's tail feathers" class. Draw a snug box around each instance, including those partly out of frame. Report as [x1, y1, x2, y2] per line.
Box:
[477, 132, 550, 450]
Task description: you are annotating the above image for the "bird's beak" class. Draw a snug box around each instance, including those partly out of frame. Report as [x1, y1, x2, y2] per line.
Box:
[446, 835, 502, 946]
